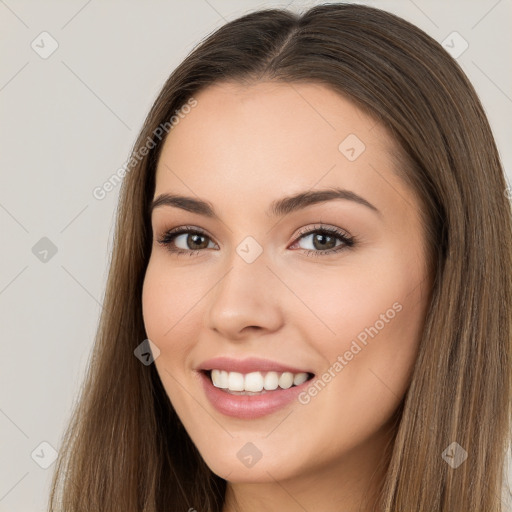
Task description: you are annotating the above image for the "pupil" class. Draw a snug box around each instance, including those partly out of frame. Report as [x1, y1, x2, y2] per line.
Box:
[314, 234, 335, 250]
[189, 234, 207, 249]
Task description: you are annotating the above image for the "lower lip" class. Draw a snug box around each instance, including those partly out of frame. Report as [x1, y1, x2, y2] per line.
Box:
[199, 371, 313, 419]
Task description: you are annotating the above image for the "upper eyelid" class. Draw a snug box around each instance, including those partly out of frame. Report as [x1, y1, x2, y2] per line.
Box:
[158, 223, 350, 237]
[295, 223, 352, 238]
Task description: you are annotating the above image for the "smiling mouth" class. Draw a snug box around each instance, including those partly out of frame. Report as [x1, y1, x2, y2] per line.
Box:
[202, 369, 315, 395]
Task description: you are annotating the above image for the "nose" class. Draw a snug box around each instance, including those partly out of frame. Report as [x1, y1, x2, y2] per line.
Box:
[204, 251, 284, 340]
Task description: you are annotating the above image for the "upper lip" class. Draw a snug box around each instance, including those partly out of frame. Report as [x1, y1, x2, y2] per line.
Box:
[197, 357, 314, 375]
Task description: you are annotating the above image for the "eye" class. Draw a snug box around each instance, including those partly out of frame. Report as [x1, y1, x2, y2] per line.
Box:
[289, 224, 355, 257]
[157, 226, 216, 256]
[156, 223, 355, 257]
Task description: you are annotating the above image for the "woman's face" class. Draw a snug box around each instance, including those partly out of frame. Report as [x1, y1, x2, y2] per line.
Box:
[142, 81, 432, 485]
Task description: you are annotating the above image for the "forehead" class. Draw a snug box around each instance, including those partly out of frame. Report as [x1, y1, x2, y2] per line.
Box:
[154, 81, 407, 216]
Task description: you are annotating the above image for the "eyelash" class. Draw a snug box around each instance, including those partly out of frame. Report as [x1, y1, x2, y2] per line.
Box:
[156, 223, 355, 258]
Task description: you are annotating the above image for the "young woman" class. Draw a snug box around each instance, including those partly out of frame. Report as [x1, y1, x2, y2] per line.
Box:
[48, 3, 512, 511]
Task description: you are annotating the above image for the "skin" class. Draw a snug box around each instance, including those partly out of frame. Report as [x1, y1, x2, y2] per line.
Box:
[142, 81, 433, 512]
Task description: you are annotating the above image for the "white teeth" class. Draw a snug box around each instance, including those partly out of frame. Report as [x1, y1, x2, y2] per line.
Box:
[293, 372, 308, 386]
[211, 369, 229, 389]
[209, 370, 310, 392]
[228, 371, 244, 391]
[278, 372, 294, 389]
[263, 371, 279, 390]
[245, 372, 264, 392]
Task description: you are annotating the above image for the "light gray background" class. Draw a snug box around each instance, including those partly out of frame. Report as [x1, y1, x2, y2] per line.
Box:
[1, 1, 511, 510]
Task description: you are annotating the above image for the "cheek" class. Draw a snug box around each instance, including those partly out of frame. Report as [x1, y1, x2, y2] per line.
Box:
[297, 260, 428, 437]
[294, 247, 428, 399]
[142, 261, 196, 383]
[141, 258, 204, 412]
[285, 257, 406, 343]
[297, 240, 427, 352]
[142, 257, 206, 348]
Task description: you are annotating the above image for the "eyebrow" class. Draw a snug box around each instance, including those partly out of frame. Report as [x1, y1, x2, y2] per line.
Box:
[149, 187, 381, 219]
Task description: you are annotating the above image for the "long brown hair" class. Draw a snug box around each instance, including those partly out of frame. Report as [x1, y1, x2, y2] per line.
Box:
[48, 3, 512, 511]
